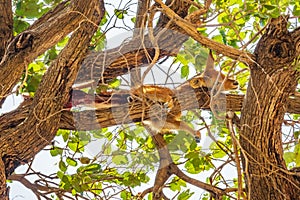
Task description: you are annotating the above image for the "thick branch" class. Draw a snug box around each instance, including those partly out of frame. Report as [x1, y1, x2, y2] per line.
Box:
[0, 0, 100, 105]
[0, 159, 8, 200]
[148, 130, 172, 199]
[3, 90, 300, 133]
[0, 0, 105, 177]
[240, 16, 300, 200]
[291, 26, 300, 56]
[74, 0, 191, 86]
[0, 0, 13, 59]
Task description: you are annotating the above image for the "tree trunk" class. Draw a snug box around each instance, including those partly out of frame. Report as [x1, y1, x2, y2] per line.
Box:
[240, 16, 300, 200]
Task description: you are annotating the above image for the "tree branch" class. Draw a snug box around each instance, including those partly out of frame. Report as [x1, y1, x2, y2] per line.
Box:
[0, 0, 13, 59]
[74, 0, 191, 86]
[146, 127, 173, 199]
[130, 0, 151, 86]
[0, 159, 8, 200]
[0, 0, 101, 106]
[153, 0, 255, 67]
[3, 89, 300, 133]
[0, 0, 105, 179]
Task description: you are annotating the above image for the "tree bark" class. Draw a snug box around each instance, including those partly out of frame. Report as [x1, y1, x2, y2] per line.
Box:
[0, 0, 13, 60]
[240, 16, 300, 200]
[3, 86, 300, 133]
[0, 0, 105, 198]
[0, 0, 100, 106]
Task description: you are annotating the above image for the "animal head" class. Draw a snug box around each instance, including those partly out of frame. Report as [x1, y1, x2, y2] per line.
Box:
[189, 50, 238, 91]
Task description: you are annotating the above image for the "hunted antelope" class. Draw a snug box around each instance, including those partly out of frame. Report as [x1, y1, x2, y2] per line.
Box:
[129, 85, 201, 142]
[129, 50, 239, 142]
[189, 50, 239, 91]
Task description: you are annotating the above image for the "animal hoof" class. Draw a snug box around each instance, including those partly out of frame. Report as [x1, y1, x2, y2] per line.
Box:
[195, 136, 201, 143]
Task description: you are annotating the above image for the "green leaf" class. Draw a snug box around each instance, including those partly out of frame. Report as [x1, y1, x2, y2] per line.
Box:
[114, 9, 127, 19]
[219, 29, 227, 45]
[210, 142, 227, 158]
[109, 78, 121, 89]
[293, 4, 300, 16]
[176, 54, 189, 65]
[131, 17, 136, 23]
[263, 5, 276, 10]
[169, 177, 186, 191]
[103, 144, 112, 155]
[112, 154, 128, 165]
[50, 147, 63, 157]
[59, 160, 67, 172]
[13, 18, 30, 34]
[120, 190, 131, 200]
[57, 171, 64, 179]
[178, 189, 194, 200]
[67, 142, 79, 152]
[181, 65, 189, 79]
[66, 157, 77, 167]
[283, 152, 295, 164]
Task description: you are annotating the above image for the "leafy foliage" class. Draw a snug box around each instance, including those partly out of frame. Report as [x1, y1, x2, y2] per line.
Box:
[8, 0, 300, 199]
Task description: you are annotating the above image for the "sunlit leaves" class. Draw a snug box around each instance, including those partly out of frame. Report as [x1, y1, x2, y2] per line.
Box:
[284, 143, 300, 167]
[114, 9, 128, 19]
[181, 65, 189, 79]
[121, 171, 149, 187]
[77, 163, 102, 174]
[108, 78, 122, 89]
[176, 38, 208, 73]
[50, 147, 63, 157]
[21, 61, 46, 95]
[59, 160, 67, 172]
[178, 189, 195, 200]
[112, 154, 128, 165]
[169, 177, 187, 191]
[66, 157, 78, 167]
[293, 2, 300, 16]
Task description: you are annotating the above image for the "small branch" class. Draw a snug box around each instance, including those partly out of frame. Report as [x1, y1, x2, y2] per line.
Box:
[153, 0, 255, 66]
[130, 0, 151, 86]
[170, 163, 227, 198]
[226, 111, 244, 199]
[8, 174, 49, 199]
[138, 187, 153, 199]
[145, 127, 173, 199]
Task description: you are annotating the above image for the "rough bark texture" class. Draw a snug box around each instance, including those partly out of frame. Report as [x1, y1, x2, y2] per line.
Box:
[240, 16, 300, 200]
[0, 0, 101, 106]
[0, 0, 105, 198]
[1, 0, 300, 199]
[75, 0, 191, 86]
[0, 0, 13, 60]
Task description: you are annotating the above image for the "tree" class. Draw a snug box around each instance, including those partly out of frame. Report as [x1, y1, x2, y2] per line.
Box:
[0, 0, 300, 199]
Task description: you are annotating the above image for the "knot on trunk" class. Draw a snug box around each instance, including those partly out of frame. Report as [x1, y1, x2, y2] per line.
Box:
[254, 15, 296, 73]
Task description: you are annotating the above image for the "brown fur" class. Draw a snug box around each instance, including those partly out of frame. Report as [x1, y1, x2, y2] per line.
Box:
[189, 50, 238, 90]
[130, 85, 201, 140]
